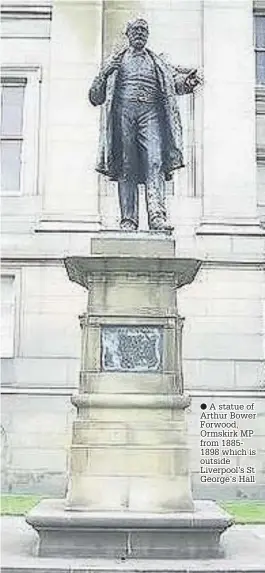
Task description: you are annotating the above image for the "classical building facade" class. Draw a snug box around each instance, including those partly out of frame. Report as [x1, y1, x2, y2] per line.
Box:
[1, 0, 265, 499]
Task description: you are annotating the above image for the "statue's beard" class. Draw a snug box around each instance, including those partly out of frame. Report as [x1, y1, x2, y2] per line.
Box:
[130, 37, 147, 50]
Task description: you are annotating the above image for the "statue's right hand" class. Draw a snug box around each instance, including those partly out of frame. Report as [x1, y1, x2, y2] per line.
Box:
[101, 53, 122, 78]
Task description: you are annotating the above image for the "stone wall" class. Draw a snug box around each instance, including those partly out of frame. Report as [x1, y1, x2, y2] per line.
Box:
[2, 390, 265, 499]
[1, 263, 264, 499]
[1, 0, 265, 499]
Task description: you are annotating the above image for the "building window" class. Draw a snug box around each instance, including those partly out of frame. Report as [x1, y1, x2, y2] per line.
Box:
[255, 15, 265, 85]
[1, 66, 41, 196]
[1, 276, 15, 357]
[1, 78, 26, 193]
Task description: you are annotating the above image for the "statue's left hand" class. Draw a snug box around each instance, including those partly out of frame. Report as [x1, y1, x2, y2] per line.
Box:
[185, 69, 203, 91]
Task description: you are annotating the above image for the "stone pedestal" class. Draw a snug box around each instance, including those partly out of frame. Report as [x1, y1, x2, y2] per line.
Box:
[26, 234, 233, 558]
[26, 499, 232, 560]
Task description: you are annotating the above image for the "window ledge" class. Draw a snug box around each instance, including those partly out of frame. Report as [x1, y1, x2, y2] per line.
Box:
[1, 65, 42, 82]
[0, 3, 52, 20]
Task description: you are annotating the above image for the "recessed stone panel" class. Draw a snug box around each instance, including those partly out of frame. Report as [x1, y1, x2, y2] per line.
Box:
[101, 326, 163, 372]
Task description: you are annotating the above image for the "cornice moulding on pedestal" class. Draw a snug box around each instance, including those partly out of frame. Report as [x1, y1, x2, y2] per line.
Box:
[64, 256, 202, 291]
[71, 393, 191, 410]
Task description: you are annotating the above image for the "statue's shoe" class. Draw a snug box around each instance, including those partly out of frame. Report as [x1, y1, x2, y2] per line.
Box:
[120, 220, 138, 231]
[149, 220, 174, 232]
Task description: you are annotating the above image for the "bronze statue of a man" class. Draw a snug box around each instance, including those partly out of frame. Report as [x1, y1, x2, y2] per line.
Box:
[89, 18, 200, 231]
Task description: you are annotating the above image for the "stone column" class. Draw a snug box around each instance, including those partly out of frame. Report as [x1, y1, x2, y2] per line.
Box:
[201, 0, 258, 228]
[38, 0, 103, 231]
[102, 0, 147, 57]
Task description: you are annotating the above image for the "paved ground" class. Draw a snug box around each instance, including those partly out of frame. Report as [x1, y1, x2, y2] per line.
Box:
[1, 516, 265, 572]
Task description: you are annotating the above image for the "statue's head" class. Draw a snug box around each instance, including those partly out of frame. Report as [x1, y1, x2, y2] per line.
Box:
[125, 18, 149, 50]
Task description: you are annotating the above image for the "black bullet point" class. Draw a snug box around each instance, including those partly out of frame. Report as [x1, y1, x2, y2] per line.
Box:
[201, 403, 207, 410]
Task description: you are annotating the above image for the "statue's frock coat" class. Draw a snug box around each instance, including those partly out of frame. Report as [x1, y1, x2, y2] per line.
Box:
[89, 49, 193, 183]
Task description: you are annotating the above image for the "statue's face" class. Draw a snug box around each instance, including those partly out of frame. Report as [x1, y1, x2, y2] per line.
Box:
[127, 23, 149, 50]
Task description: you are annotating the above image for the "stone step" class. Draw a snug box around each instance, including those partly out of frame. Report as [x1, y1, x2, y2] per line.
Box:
[3, 515, 265, 572]
[2, 565, 265, 573]
[25, 499, 232, 560]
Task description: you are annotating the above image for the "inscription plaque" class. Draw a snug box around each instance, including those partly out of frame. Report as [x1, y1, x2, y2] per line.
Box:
[101, 326, 163, 372]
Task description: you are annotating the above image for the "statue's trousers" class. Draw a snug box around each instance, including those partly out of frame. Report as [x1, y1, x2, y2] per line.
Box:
[115, 100, 166, 228]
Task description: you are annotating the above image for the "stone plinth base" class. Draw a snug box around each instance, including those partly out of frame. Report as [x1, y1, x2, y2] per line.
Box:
[26, 499, 233, 559]
[67, 393, 194, 512]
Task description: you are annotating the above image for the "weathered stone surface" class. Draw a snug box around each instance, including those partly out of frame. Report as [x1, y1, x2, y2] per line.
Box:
[101, 325, 163, 372]
[60, 252, 200, 513]
[4, 515, 265, 573]
[64, 255, 202, 290]
[91, 234, 175, 258]
[26, 499, 233, 559]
